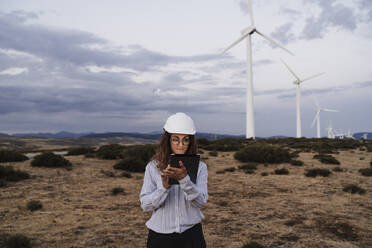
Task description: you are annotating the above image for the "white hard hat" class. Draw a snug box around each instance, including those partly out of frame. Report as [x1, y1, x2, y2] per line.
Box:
[163, 112, 196, 135]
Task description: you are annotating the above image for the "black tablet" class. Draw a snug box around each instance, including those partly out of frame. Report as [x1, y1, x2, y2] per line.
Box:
[168, 154, 200, 185]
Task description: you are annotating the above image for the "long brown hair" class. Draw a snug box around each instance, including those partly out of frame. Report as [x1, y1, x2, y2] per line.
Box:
[153, 130, 198, 170]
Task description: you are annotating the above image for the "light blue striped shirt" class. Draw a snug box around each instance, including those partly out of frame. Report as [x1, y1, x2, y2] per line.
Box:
[140, 160, 208, 234]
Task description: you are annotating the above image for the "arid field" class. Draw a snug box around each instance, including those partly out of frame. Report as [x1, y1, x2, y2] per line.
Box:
[0, 137, 372, 248]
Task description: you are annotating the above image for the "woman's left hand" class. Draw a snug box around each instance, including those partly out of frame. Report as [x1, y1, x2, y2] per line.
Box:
[163, 161, 187, 181]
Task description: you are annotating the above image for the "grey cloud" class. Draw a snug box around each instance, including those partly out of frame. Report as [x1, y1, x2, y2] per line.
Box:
[301, 0, 357, 39]
[270, 23, 295, 45]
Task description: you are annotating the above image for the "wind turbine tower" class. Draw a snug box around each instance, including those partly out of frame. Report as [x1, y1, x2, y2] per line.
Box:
[280, 59, 324, 138]
[221, 0, 293, 139]
[311, 96, 338, 138]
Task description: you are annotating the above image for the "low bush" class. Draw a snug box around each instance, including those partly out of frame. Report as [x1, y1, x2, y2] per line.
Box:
[0, 165, 30, 182]
[96, 144, 126, 159]
[332, 167, 344, 172]
[238, 162, 258, 171]
[359, 168, 372, 177]
[111, 187, 125, 195]
[216, 167, 236, 174]
[242, 241, 265, 248]
[290, 159, 304, 166]
[343, 184, 366, 195]
[234, 144, 291, 164]
[31, 152, 72, 168]
[100, 170, 115, 177]
[204, 138, 245, 151]
[244, 170, 255, 174]
[261, 172, 268, 176]
[305, 168, 331, 177]
[313, 154, 340, 165]
[121, 144, 156, 162]
[370, 159, 372, 167]
[67, 147, 95, 156]
[208, 151, 218, 157]
[27, 200, 43, 211]
[365, 143, 372, 152]
[0, 150, 28, 163]
[196, 138, 209, 148]
[120, 172, 132, 178]
[114, 157, 146, 172]
[4, 233, 32, 248]
[275, 168, 289, 175]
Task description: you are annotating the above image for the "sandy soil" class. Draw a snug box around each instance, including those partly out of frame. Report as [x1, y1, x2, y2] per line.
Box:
[1, 148, 372, 248]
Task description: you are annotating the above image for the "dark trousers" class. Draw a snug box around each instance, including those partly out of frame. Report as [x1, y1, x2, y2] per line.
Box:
[147, 223, 206, 248]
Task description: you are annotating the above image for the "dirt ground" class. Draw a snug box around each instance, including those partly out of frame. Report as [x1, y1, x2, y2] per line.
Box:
[1, 148, 372, 248]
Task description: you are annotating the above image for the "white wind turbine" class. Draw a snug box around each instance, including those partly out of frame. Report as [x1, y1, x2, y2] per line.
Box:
[280, 59, 324, 138]
[311, 96, 338, 138]
[221, 0, 293, 139]
[326, 121, 335, 139]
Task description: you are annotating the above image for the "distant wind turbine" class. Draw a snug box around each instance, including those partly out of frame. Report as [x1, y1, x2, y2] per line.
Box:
[280, 59, 324, 138]
[326, 121, 335, 139]
[311, 96, 338, 138]
[221, 0, 294, 139]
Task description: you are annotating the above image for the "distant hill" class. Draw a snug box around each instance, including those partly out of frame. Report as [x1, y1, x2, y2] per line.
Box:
[0, 133, 11, 137]
[13, 131, 92, 138]
[353, 132, 372, 140]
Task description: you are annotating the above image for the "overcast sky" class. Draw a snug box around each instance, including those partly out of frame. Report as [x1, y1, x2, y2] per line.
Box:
[0, 0, 371, 137]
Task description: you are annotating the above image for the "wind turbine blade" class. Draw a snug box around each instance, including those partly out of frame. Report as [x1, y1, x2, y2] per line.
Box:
[248, 0, 255, 26]
[255, 29, 294, 56]
[322, 108, 339, 112]
[311, 112, 319, 128]
[280, 59, 300, 80]
[302, 72, 325, 82]
[312, 94, 320, 109]
[221, 33, 249, 54]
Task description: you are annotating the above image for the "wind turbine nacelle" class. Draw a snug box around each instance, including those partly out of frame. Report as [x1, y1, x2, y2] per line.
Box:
[293, 80, 300, 85]
[241, 26, 256, 35]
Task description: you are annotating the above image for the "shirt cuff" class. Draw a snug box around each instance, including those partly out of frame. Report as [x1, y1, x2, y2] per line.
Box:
[179, 175, 190, 184]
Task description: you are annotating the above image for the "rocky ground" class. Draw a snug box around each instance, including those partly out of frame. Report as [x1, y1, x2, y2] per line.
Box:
[1, 147, 372, 247]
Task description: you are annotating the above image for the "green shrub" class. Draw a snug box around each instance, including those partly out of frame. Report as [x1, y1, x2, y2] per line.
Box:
[84, 153, 96, 158]
[332, 167, 343, 172]
[120, 172, 132, 178]
[114, 157, 146, 172]
[313, 154, 340, 165]
[111, 187, 125, 195]
[5, 233, 32, 248]
[261, 172, 268, 176]
[360, 157, 365, 160]
[365, 144, 372, 152]
[359, 168, 372, 177]
[216, 167, 236, 174]
[242, 241, 265, 248]
[244, 170, 255, 174]
[196, 138, 209, 147]
[343, 184, 366, 195]
[27, 200, 42, 211]
[121, 144, 156, 163]
[67, 147, 95, 156]
[204, 138, 245, 151]
[370, 159, 372, 167]
[290, 159, 304, 166]
[238, 162, 257, 170]
[234, 144, 291, 164]
[100, 170, 115, 177]
[0, 165, 30, 182]
[0, 179, 7, 187]
[275, 168, 289, 175]
[208, 151, 218, 157]
[305, 168, 331, 177]
[96, 144, 126, 159]
[0, 150, 28, 163]
[31, 152, 71, 168]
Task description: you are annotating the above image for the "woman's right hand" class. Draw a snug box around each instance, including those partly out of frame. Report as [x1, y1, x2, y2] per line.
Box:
[161, 167, 171, 189]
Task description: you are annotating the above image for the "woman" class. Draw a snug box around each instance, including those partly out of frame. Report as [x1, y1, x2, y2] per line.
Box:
[140, 112, 208, 248]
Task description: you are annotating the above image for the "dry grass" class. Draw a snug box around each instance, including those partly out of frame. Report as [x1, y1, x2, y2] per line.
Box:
[0, 146, 372, 248]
